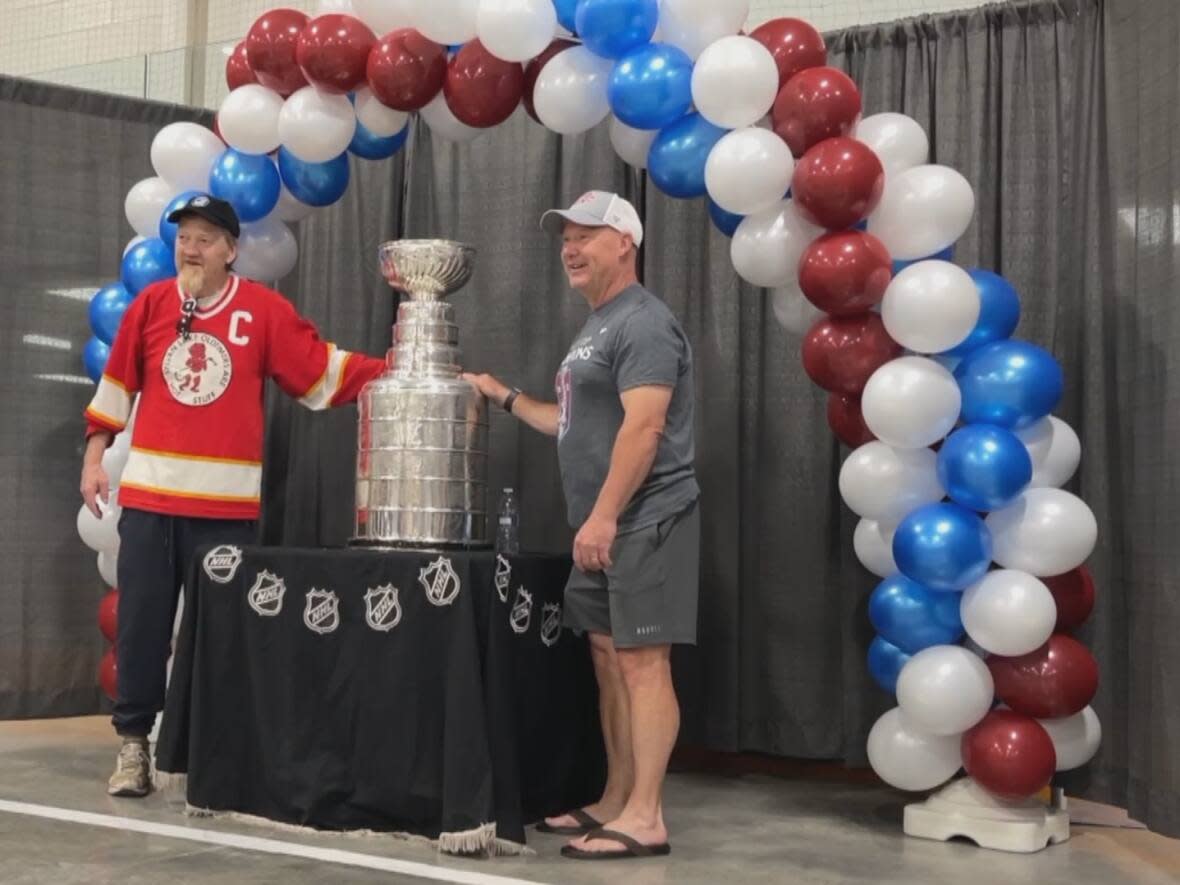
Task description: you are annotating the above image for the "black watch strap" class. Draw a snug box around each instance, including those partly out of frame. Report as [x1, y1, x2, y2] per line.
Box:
[502, 387, 522, 414]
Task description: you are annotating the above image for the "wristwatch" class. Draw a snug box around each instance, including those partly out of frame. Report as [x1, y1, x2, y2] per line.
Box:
[502, 387, 522, 414]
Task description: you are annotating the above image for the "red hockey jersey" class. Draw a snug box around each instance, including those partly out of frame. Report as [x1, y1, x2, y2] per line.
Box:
[84, 275, 387, 519]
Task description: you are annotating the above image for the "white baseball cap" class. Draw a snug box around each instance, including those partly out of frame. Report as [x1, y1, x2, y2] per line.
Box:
[540, 190, 644, 247]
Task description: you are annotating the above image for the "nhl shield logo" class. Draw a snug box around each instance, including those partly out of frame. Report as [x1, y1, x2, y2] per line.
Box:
[364, 584, 402, 632]
[509, 586, 533, 635]
[419, 556, 461, 607]
[247, 570, 285, 617]
[494, 555, 511, 603]
[303, 588, 340, 634]
[203, 545, 243, 584]
[541, 602, 562, 647]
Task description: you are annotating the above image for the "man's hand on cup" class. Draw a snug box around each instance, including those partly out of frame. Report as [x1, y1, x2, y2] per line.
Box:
[461, 372, 511, 408]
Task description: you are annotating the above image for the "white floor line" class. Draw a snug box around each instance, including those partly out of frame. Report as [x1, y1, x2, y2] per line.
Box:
[0, 799, 547, 885]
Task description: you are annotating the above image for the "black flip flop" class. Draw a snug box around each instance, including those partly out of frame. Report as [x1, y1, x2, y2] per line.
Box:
[535, 808, 603, 836]
[560, 827, 672, 860]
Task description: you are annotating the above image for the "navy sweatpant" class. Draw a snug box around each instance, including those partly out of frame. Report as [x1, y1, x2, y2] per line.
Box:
[113, 507, 255, 737]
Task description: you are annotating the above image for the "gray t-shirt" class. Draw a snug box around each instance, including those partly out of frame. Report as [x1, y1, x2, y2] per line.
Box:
[555, 284, 699, 533]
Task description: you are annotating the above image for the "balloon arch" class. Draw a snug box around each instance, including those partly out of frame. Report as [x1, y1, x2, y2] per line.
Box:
[79, 0, 1102, 803]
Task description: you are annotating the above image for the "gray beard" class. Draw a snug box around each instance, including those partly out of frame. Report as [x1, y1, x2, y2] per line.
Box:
[178, 265, 207, 298]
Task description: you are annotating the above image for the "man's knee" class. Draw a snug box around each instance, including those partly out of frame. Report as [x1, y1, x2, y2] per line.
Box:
[616, 644, 671, 685]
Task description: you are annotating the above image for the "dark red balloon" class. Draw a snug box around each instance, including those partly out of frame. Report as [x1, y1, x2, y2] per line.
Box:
[296, 14, 376, 94]
[988, 634, 1099, 719]
[799, 230, 892, 314]
[827, 393, 875, 447]
[792, 137, 885, 230]
[750, 17, 827, 88]
[366, 28, 448, 112]
[98, 590, 119, 643]
[444, 40, 524, 128]
[245, 8, 309, 96]
[1044, 566, 1096, 632]
[523, 39, 577, 124]
[772, 66, 862, 157]
[98, 647, 117, 701]
[226, 41, 257, 91]
[802, 312, 902, 395]
[962, 710, 1057, 800]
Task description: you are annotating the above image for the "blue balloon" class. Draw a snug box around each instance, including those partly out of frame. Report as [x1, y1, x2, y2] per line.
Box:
[552, 0, 579, 33]
[121, 237, 176, 296]
[937, 423, 1032, 511]
[942, 269, 1022, 358]
[648, 113, 728, 199]
[158, 189, 203, 248]
[869, 574, 965, 654]
[955, 339, 1064, 430]
[83, 337, 111, 383]
[893, 502, 993, 592]
[278, 148, 351, 207]
[88, 282, 133, 345]
[867, 636, 911, 694]
[608, 42, 694, 130]
[209, 148, 281, 222]
[707, 198, 744, 237]
[893, 245, 954, 276]
[349, 120, 409, 160]
[577, 0, 658, 60]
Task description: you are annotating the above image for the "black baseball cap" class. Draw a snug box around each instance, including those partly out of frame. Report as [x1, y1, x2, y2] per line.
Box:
[166, 193, 241, 238]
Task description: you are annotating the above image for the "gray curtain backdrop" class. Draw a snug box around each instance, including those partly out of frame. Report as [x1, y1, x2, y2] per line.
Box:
[2, 0, 1177, 838]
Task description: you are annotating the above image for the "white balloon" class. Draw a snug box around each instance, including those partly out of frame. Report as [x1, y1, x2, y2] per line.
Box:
[1016, 416, 1081, 489]
[419, 91, 484, 142]
[97, 549, 119, 588]
[476, 0, 558, 63]
[234, 217, 299, 281]
[354, 86, 408, 138]
[985, 488, 1098, 576]
[77, 499, 121, 555]
[278, 87, 357, 163]
[960, 570, 1057, 657]
[609, 116, 657, 169]
[1038, 706, 1102, 771]
[318, 0, 355, 11]
[838, 442, 944, 524]
[659, 0, 750, 60]
[272, 182, 316, 223]
[730, 199, 821, 288]
[854, 518, 898, 578]
[897, 645, 994, 737]
[123, 235, 148, 258]
[867, 707, 962, 792]
[353, 0, 412, 34]
[410, 0, 479, 45]
[150, 122, 226, 192]
[705, 127, 794, 216]
[855, 113, 929, 176]
[218, 85, 285, 155]
[691, 36, 778, 129]
[882, 261, 980, 354]
[533, 46, 613, 135]
[862, 356, 961, 449]
[769, 283, 823, 335]
[124, 177, 176, 239]
[867, 164, 976, 261]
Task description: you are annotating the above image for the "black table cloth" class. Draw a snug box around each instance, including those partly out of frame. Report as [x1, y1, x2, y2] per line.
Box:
[156, 545, 605, 854]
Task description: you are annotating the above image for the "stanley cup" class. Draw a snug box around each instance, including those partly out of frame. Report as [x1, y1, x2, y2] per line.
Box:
[352, 240, 489, 548]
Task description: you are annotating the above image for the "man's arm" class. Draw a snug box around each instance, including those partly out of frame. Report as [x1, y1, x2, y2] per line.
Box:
[462, 373, 560, 437]
[80, 432, 114, 517]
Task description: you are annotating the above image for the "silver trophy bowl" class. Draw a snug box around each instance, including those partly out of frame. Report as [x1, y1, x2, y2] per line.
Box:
[378, 239, 476, 301]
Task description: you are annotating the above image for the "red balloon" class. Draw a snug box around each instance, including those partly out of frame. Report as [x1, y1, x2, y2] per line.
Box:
[802, 312, 902, 395]
[792, 137, 884, 230]
[750, 17, 827, 88]
[98, 647, 117, 702]
[296, 14, 376, 94]
[366, 28, 448, 112]
[98, 590, 119, 643]
[444, 40, 525, 128]
[523, 39, 577, 124]
[988, 634, 1099, 719]
[772, 66, 862, 157]
[226, 41, 258, 91]
[799, 230, 892, 314]
[827, 393, 875, 447]
[1044, 566, 1096, 632]
[962, 710, 1057, 800]
[245, 8, 309, 96]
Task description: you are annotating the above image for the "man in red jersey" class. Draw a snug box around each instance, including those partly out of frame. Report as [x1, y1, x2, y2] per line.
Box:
[79, 194, 387, 797]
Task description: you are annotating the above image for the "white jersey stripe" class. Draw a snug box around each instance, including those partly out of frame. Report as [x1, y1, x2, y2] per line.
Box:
[121, 447, 261, 502]
[299, 345, 349, 411]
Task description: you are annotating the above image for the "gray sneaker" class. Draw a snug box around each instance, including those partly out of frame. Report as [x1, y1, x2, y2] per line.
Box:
[107, 740, 151, 797]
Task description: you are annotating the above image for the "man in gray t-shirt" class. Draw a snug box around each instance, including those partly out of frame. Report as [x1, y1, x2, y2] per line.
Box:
[464, 191, 699, 861]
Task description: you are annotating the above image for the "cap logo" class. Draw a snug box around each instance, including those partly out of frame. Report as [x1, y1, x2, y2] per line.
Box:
[574, 192, 598, 207]
[192, 195, 210, 207]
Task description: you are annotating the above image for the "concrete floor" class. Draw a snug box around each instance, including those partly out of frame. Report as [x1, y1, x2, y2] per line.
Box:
[0, 717, 1176, 885]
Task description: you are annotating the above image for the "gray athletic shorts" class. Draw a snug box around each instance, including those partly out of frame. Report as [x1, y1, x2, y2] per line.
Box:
[563, 500, 700, 648]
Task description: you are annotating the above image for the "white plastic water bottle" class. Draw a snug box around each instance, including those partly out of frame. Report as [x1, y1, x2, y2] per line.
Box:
[496, 488, 520, 554]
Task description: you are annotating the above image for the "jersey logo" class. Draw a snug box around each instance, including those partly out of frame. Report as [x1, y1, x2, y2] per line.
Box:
[163, 332, 233, 406]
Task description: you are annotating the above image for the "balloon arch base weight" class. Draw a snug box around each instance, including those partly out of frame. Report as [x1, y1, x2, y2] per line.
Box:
[902, 778, 1070, 854]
